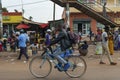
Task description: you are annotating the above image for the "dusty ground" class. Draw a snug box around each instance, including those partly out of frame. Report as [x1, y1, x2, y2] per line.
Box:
[0, 43, 120, 80]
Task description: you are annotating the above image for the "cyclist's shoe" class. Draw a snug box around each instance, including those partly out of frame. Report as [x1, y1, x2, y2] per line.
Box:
[64, 63, 70, 71]
[54, 63, 63, 71]
[54, 63, 62, 68]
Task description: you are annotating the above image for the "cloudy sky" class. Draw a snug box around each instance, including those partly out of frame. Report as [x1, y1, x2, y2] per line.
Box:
[2, 0, 64, 23]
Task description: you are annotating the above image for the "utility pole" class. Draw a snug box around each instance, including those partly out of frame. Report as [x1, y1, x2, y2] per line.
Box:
[0, 0, 2, 39]
[21, 0, 24, 19]
[53, 3, 56, 29]
[66, 1, 70, 28]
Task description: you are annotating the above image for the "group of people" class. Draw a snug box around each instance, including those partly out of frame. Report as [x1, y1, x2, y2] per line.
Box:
[1, 22, 119, 67]
[15, 25, 120, 66]
[95, 26, 120, 65]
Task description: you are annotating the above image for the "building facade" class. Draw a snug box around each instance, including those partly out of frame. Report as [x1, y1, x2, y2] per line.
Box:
[2, 12, 22, 37]
[67, 0, 120, 36]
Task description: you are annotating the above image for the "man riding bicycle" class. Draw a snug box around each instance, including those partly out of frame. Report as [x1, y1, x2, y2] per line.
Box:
[29, 24, 87, 77]
[47, 23, 72, 71]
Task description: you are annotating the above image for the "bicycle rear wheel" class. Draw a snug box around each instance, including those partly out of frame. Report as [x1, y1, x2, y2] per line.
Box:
[65, 56, 87, 78]
[29, 55, 52, 78]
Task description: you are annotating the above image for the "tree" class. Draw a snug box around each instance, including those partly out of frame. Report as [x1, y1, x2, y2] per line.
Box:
[14, 9, 18, 12]
[29, 16, 33, 21]
[2, 7, 8, 12]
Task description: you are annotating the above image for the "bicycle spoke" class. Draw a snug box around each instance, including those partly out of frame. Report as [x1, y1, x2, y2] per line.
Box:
[29, 55, 52, 78]
[65, 56, 87, 78]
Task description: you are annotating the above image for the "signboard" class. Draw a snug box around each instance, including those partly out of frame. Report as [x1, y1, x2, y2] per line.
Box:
[2, 15, 22, 23]
[2, 12, 22, 23]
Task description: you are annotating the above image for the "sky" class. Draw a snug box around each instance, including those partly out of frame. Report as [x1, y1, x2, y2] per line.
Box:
[2, 0, 64, 23]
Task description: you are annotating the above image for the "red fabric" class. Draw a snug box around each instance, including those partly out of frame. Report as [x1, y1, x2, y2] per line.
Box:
[0, 44, 2, 51]
[39, 23, 48, 28]
[16, 24, 29, 29]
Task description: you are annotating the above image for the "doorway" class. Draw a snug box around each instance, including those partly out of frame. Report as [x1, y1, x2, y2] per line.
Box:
[73, 22, 90, 36]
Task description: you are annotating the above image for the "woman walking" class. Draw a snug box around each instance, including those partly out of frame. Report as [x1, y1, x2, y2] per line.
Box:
[95, 29, 102, 55]
[108, 30, 114, 55]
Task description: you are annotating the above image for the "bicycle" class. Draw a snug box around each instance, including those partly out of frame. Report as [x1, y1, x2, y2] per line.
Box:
[29, 46, 87, 78]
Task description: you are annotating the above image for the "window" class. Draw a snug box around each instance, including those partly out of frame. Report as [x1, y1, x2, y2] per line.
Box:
[73, 23, 78, 33]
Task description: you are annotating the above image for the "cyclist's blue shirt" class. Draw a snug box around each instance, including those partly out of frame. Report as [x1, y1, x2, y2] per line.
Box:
[18, 33, 27, 47]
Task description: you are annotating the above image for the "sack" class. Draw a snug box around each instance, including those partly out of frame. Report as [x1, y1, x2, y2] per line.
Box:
[68, 32, 79, 44]
[78, 42, 88, 56]
[79, 48, 88, 56]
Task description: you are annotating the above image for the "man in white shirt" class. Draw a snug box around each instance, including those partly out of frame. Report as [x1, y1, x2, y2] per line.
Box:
[100, 28, 117, 65]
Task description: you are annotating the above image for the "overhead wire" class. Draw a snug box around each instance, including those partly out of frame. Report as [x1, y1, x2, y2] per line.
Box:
[4, 0, 50, 8]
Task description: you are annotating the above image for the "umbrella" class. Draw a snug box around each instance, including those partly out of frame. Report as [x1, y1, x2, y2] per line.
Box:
[39, 23, 48, 28]
[16, 24, 30, 29]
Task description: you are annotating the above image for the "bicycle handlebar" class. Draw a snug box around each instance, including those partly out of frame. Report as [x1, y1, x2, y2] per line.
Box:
[41, 46, 53, 56]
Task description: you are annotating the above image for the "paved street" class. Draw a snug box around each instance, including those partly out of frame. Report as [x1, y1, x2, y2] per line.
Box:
[0, 44, 120, 80]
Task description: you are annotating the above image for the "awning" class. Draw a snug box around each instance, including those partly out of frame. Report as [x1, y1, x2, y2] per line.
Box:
[16, 24, 30, 29]
[39, 23, 48, 28]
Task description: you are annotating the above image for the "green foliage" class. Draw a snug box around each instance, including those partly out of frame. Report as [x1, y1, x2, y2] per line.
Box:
[2, 7, 8, 12]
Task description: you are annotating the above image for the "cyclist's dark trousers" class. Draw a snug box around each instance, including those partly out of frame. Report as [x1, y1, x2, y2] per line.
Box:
[18, 47, 29, 60]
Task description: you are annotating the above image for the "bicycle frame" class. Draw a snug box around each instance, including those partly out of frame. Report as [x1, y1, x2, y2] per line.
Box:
[41, 46, 74, 71]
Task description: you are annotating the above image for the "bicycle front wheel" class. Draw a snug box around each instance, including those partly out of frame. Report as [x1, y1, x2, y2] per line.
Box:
[65, 56, 87, 78]
[29, 55, 52, 78]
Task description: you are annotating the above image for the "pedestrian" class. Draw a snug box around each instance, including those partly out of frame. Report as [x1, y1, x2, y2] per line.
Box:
[16, 33, 19, 49]
[3, 39, 7, 51]
[94, 28, 102, 55]
[100, 27, 117, 65]
[45, 29, 52, 46]
[89, 29, 93, 41]
[10, 37, 16, 52]
[114, 30, 119, 50]
[17, 29, 29, 61]
[117, 32, 120, 50]
[108, 29, 114, 55]
[0, 40, 2, 52]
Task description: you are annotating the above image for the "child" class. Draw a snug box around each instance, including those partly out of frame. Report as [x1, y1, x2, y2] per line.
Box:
[30, 43, 38, 55]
